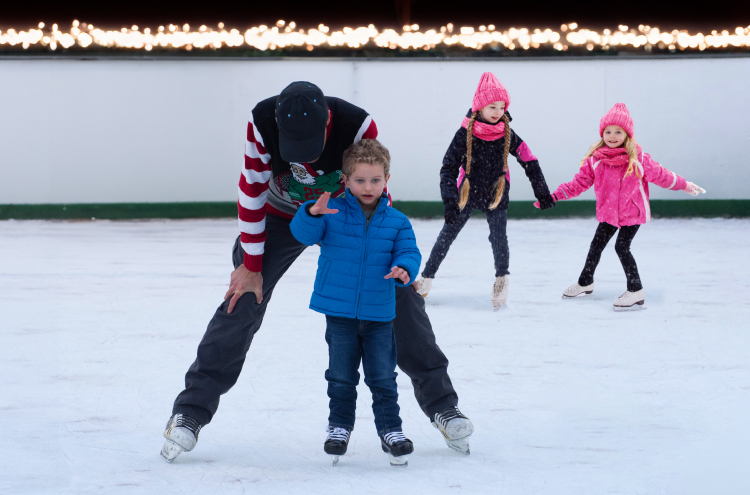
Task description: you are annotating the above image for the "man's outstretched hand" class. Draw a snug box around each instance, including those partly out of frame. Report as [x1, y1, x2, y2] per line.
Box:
[224, 264, 263, 313]
[385, 266, 410, 285]
[309, 191, 339, 216]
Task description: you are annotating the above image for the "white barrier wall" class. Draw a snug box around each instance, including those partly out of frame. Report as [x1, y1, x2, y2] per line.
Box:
[0, 56, 748, 204]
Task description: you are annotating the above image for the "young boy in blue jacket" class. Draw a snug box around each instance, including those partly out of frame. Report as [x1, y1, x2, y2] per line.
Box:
[290, 139, 421, 467]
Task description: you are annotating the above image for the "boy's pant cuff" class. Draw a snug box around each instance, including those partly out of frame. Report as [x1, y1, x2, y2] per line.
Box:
[328, 421, 354, 431]
[378, 426, 404, 436]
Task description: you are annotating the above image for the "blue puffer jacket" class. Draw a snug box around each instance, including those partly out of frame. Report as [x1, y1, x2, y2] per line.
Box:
[290, 191, 421, 322]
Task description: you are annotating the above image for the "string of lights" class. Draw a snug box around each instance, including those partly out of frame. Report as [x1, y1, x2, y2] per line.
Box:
[1, 20, 749, 54]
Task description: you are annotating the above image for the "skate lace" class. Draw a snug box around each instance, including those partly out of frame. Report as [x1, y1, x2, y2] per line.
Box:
[170, 414, 202, 437]
[433, 407, 467, 429]
[326, 427, 351, 443]
[382, 431, 408, 446]
[492, 277, 507, 296]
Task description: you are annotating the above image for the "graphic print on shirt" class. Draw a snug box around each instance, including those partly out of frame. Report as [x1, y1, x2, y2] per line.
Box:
[286, 162, 345, 205]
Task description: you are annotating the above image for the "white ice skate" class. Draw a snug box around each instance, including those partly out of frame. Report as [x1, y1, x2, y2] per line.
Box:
[380, 431, 414, 467]
[160, 414, 201, 463]
[431, 406, 474, 454]
[491, 275, 509, 311]
[613, 289, 646, 311]
[415, 276, 432, 297]
[562, 282, 594, 298]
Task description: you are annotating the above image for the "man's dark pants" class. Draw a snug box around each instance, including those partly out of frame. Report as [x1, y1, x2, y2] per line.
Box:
[172, 213, 458, 426]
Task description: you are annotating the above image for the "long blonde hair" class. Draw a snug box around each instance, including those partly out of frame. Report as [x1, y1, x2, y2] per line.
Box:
[458, 112, 512, 211]
[580, 134, 641, 178]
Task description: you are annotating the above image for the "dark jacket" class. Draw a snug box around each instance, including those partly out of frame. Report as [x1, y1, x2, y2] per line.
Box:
[440, 113, 551, 212]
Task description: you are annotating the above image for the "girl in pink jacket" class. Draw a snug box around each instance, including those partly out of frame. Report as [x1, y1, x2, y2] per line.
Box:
[537, 103, 706, 310]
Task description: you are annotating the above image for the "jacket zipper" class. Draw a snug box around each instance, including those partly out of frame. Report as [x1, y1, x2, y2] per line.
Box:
[354, 198, 383, 318]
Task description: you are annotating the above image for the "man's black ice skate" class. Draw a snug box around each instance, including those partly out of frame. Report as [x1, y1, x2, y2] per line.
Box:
[161, 414, 202, 462]
[380, 430, 413, 467]
[324, 426, 351, 466]
[431, 406, 474, 454]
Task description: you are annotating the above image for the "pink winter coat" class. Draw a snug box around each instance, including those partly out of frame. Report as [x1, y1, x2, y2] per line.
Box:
[552, 150, 687, 228]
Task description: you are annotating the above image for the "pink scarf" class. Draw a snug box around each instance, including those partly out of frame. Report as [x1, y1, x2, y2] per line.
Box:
[593, 146, 632, 167]
[461, 116, 505, 141]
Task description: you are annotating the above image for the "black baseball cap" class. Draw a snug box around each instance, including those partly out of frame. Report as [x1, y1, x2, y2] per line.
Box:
[276, 81, 328, 163]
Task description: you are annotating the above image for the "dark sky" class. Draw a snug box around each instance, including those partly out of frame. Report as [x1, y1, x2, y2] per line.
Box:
[3, 0, 749, 32]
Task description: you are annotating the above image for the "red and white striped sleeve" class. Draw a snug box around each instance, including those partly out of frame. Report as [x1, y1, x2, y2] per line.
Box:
[238, 116, 273, 272]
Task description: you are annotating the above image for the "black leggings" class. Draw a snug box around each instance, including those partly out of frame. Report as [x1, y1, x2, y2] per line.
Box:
[422, 206, 509, 279]
[578, 223, 643, 292]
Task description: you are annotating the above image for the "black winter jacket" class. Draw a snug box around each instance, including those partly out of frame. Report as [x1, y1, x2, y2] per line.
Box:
[440, 113, 551, 212]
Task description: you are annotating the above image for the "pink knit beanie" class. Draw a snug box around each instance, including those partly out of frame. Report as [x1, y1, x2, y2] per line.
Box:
[471, 72, 511, 113]
[599, 103, 634, 138]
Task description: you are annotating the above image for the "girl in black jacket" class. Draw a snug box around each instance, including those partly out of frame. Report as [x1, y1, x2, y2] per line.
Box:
[416, 72, 554, 310]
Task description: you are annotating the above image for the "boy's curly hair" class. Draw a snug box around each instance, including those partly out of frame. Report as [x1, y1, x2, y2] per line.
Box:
[342, 139, 391, 177]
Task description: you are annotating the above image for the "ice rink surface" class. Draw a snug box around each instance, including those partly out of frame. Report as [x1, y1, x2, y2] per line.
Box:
[2, 217, 749, 494]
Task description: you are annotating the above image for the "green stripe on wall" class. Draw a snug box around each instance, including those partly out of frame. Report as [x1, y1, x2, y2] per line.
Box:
[0, 200, 748, 220]
[395, 199, 750, 219]
[0, 202, 237, 220]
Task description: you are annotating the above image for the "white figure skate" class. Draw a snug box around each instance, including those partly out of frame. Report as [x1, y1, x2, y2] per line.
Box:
[613, 289, 646, 311]
[562, 282, 594, 298]
[491, 275, 509, 311]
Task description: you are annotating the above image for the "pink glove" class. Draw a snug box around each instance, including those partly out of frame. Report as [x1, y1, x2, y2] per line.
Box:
[683, 182, 706, 196]
[533, 200, 541, 209]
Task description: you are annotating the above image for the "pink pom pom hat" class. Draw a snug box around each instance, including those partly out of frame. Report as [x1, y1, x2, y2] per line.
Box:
[471, 72, 511, 113]
[599, 103, 634, 138]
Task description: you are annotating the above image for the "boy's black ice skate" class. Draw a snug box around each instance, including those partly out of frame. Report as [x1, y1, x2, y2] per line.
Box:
[380, 430, 414, 467]
[324, 426, 351, 466]
[161, 414, 202, 462]
[431, 406, 474, 454]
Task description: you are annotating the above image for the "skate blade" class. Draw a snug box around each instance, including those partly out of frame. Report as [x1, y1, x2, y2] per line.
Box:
[388, 453, 409, 467]
[562, 291, 593, 299]
[330, 455, 340, 466]
[160, 440, 184, 463]
[445, 436, 471, 455]
[613, 302, 646, 312]
[492, 301, 508, 312]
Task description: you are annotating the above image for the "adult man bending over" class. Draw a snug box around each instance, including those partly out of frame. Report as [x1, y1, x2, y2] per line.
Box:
[161, 81, 474, 462]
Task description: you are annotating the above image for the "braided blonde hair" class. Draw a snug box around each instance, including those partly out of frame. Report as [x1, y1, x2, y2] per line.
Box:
[580, 135, 641, 178]
[458, 113, 512, 211]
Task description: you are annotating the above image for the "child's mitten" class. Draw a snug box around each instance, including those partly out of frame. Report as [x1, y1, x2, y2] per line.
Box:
[444, 202, 461, 224]
[537, 193, 556, 210]
[533, 193, 557, 210]
[683, 182, 706, 196]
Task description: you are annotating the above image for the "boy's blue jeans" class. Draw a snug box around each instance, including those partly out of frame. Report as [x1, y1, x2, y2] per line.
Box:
[324, 315, 402, 436]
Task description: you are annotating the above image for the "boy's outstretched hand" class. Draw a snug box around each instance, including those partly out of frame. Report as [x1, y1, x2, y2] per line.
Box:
[309, 191, 339, 215]
[385, 266, 410, 285]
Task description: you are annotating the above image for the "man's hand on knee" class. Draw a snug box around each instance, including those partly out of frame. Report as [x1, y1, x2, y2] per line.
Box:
[224, 265, 263, 313]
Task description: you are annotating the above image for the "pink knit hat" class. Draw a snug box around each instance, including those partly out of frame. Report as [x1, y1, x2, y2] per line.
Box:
[599, 103, 634, 138]
[471, 72, 511, 113]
